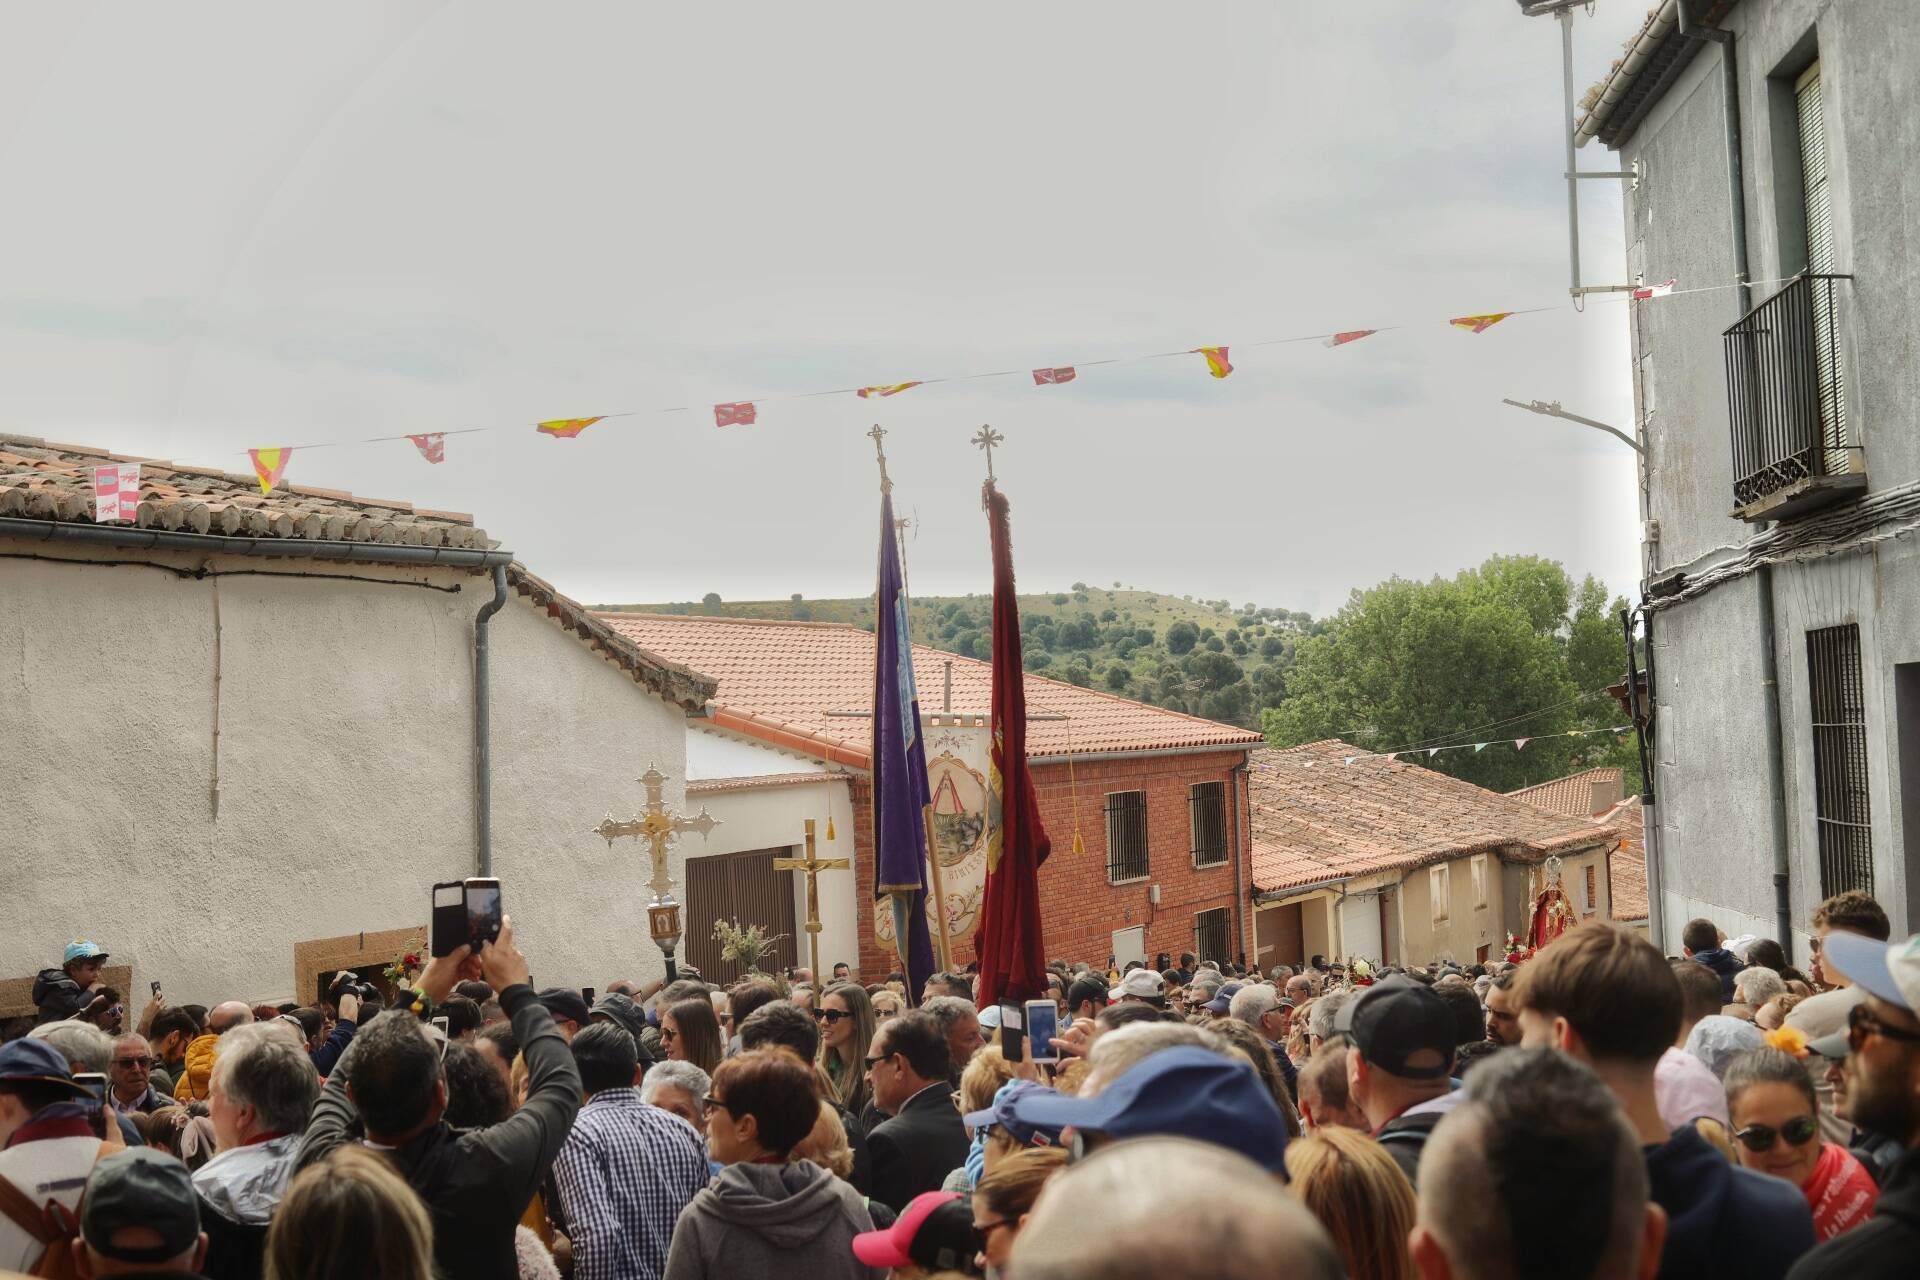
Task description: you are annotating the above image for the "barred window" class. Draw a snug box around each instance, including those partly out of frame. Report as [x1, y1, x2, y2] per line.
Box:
[1190, 782, 1228, 867]
[1194, 908, 1229, 970]
[1809, 624, 1873, 897]
[1105, 791, 1149, 883]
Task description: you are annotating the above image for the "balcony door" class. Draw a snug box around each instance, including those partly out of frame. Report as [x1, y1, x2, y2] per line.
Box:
[1795, 60, 1848, 473]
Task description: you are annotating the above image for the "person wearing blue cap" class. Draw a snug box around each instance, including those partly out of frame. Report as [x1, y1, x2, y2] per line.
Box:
[1001, 1045, 1288, 1174]
[964, 1080, 1067, 1175]
[1785, 930, 1920, 1279]
[0, 1036, 111, 1272]
[33, 941, 111, 1026]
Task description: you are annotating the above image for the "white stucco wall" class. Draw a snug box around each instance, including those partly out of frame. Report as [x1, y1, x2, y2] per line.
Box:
[0, 546, 687, 1004]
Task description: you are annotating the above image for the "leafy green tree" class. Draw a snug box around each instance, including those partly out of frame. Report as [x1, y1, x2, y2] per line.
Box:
[702, 592, 722, 608]
[1263, 557, 1588, 790]
[1104, 664, 1132, 691]
[1025, 651, 1052, 672]
[1166, 621, 1198, 655]
[1260, 635, 1287, 658]
[1185, 649, 1244, 693]
[1204, 635, 1226, 653]
[1051, 593, 1069, 606]
[1063, 660, 1093, 687]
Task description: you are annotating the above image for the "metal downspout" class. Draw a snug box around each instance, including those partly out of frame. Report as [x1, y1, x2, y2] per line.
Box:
[1681, 5, 1796, 955]
[474, 563, 509, 877]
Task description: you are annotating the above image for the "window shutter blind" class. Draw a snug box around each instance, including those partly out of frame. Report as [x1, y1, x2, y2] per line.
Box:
[1796, 61, 1848, 468]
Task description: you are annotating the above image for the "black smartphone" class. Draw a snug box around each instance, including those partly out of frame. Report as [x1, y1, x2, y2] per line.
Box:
[465, 878, 503, 948]
[149, 980, 162, 1000]
[432, 882, 467, 957]
[582, 986, 596, 1005]
[74, 1072, 108, 1102]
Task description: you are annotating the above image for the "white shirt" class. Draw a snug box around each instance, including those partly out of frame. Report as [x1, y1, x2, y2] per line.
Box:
[0, 1135, 103, 1273]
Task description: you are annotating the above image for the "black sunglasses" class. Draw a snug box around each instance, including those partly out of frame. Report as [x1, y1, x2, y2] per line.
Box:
[814, 1008, 851, 1024]
[1847, 1003, 1920, 1052]
[865, 1051, 897, 1069]
[700, 1094, 736, 1116]
[1734, 1115, 1819, 1153]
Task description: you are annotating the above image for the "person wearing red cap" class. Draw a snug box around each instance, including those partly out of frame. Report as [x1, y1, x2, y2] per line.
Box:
[850, 1192, 980, 1276]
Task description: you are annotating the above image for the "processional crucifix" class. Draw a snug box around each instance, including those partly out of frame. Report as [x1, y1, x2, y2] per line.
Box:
[594, 765, 719, 978]
[774, 818, 849, 981]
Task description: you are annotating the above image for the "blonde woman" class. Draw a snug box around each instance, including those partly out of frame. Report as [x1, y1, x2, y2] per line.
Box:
[817, 982, 877, 1118]
[972, 1147, 1069, 1274]
[870, 990, 905, 1023]
[266, 1146, 434, 1280]
[1284, 1126, 1418, 1280]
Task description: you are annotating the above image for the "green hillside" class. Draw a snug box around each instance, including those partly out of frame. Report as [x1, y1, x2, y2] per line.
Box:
[597, 586, 1320, 727]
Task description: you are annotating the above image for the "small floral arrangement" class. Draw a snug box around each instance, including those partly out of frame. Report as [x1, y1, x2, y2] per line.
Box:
[1502, 932, 1535, 965]
[383, 936, 425, 987]
[1764, 1025, 1810, 1059]
[712, 918, 789, 976]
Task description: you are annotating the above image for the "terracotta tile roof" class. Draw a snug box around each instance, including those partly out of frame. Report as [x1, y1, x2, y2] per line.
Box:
[1247, 741, 1618, 898]
[1599, 799, 1648, 923]
[1507, 768, 1624, 818]
[688, 773, 846, 795]
[509, 569, 716, 711]
[596, 613, 1263, 766]
[0, 433, 493, 550]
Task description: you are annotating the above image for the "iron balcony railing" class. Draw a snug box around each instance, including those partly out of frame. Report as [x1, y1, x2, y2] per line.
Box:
[1723, 272, 1856, 510]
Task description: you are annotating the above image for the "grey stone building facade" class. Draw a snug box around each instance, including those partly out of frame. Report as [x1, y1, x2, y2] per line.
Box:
[1579, 0, 1919, 954]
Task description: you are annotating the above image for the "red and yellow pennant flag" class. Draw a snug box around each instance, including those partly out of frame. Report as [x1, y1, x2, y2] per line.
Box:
[1193, 347, 1233, 378]
[408, 433, 446, 464]
[1448, 312, 1513, 335]
[1031, 366, 1077, 386]
[1324, 329, 1376, 348]
[536, 417, 604, 439]
[714, 402, 757, 427]
[247, 447, 292, 495]
[1630, 277, 1677, 300]
[856, 382, 922, 399]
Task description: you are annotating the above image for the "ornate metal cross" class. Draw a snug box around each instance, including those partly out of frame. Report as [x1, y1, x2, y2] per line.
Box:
[971, 424, 1003, 481]
[594, 766, 719, 900]
[868, 424, 892, 493]
[773, 818, 849, 981]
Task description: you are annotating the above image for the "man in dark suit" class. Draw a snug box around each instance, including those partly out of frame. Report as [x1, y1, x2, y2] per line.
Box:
[864, 1010, 968, 1212]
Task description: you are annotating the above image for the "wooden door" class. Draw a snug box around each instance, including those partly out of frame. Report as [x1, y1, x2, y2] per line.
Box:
[684, 849, 800, 984]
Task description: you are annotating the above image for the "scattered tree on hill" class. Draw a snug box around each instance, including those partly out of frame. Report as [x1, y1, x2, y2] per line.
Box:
[1166, 621, 1198, 655]
[1052, 593, 1069, 606]
[1104, 665, 1131, 691]
[1025, 651, 1052, 672]
[703, 592, 722, 608]
[1063, 660, 1093, 687]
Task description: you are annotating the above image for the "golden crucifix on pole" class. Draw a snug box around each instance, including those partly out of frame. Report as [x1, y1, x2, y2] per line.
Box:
[594, 766, 719, 979]
[774, 819, 849, 982]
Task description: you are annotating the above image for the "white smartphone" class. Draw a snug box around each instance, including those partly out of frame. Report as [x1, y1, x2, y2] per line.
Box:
[1024, 999, 1060, 1065]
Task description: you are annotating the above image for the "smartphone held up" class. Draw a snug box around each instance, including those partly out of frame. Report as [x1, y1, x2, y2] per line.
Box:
[432, 878, 504, 957]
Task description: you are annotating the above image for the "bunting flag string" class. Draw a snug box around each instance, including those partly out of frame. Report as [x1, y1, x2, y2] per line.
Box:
[92, 463, 139, 523]
[229, 272, 1812, 491]
[248, 447, 292, 495]
[1295, 724, 1635, 769]
[1193, 347, 1234, 379]
[535, 417, 604, 439]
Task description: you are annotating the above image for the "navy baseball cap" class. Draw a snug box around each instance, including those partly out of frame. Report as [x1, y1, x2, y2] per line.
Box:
[1202, 982, 1244, 1014]
[537, 988, 591, 1026]
[0, 1038, 90, 1096]
[1004, 1046, 1288, 1173]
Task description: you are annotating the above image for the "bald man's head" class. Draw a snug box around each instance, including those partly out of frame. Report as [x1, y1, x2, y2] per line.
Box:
[1411, 1050, 1663, 1280]
[207, 1002, 255, 1035]
[1010, 1138, 1342, 1280]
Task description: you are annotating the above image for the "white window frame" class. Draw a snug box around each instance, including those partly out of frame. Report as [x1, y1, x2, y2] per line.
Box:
[1430, 864, 1451, 925]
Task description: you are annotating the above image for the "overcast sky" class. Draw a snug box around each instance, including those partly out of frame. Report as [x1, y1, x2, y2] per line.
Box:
[0, 2, 1653, 617]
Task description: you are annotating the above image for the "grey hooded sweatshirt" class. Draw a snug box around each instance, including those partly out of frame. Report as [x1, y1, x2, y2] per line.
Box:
[663, 1160, 885, 1280]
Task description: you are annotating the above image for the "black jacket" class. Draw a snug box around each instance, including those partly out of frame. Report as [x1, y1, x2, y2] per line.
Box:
[838, 1103, 873, 1196]
[31, 968, 90, 1023]
[1688, 948, 1746, 1005]
[1787, 1146, 1920, 1280]
[298, 984, 582, 1280]
[1376, 1109, 1448, 1183]
[308, 1015, 355, 1078]
[1649, 1122, 1814, 1278]
[866, 1082, 969, 1213]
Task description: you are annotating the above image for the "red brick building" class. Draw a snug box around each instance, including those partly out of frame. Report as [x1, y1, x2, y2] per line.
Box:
[600, 614, 1263, 974]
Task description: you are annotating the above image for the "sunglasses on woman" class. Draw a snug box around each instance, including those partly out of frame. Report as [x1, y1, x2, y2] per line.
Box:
[1734, 1115, 1819, 1153]
[814, 1008, 851, 1024]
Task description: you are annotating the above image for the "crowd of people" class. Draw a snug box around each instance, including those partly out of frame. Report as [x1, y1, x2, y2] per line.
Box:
[3, 887, 1918, 1279]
